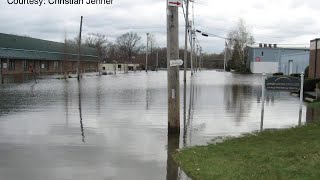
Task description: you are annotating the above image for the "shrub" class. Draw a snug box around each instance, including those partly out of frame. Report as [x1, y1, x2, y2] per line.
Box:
[273, 72, 284, 76]
[304, 66, 309, 78]
[290, 73, 302, 78]
[304, 78, 320, 92]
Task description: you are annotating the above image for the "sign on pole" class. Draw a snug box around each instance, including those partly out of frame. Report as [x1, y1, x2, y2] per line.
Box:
[170, 59, 183, 67]
[265, 76, 301, 91]
[168, 0, 182, 7]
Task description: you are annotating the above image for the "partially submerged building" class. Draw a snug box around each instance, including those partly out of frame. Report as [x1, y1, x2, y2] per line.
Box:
[0, 33, 99, 82]
[100, 63, 140, 74]
[247, 44, 309, 74]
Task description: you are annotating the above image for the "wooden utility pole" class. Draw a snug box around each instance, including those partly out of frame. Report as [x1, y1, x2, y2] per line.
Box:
[183, 0, 189, 83]
[77, 16, 83, 81]
[156, 49, 159, 71]
[167, 0, 180, 133]
[191, 35, 194, 75]
[195, 44, 198, 72]
[0, 59, 3, 84]
[145, 33, 149, 72]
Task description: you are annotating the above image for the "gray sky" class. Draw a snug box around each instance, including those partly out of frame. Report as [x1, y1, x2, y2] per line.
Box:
[1, 0, 319, 53]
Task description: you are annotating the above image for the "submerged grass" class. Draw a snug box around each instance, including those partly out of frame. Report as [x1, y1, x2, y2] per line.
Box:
[173, 124, 320, 180]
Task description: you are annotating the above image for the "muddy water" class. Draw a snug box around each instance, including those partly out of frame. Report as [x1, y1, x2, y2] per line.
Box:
[0, 71, 307, 180]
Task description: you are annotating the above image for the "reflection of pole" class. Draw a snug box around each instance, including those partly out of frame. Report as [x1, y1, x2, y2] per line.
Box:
[77, 16, 83, 81]
[260, 73, 266, 131]
[78, 82, 85, 142]
[167, 0, 180, 133]
[299, 73, 304, 126]
[166, 133, 180, 180]
[183, 81, 187, 147]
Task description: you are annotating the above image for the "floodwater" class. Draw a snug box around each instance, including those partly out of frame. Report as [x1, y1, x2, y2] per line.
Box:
[0, 71, 310, 180]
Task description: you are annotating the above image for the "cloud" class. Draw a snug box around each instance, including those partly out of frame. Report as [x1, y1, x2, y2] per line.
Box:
[0, 0, 319, 53]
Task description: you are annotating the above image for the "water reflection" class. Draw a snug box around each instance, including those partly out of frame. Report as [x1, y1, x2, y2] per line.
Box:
[306, 106, 320, 124]
[0, 71, 307, 180]
[78, 82, 85, 143]
[166, 133, 180, 180]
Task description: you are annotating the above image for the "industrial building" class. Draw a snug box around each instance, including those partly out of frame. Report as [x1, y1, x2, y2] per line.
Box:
[280, 52, 309, 75]
[247, 44, 309, 74]
[0, 33, 99, 83]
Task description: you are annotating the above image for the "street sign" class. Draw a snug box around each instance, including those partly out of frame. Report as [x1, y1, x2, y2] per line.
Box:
[168, 0, 182, 7]
[265, 76, 301, 91]
[170, 59, 183, 67]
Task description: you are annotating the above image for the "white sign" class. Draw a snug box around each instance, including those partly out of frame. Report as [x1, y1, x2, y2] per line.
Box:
[3, 63, 7, 69]
[41, 64, 45, 69]
[170, 59, 183, 67]
[168, 0, 182, 7]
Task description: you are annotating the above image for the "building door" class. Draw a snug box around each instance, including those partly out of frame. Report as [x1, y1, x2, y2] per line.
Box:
[288, 60, 293, 75]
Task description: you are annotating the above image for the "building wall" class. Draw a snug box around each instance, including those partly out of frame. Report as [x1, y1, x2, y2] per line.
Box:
[0, 59, 98, 76]
[280, 52, 309, 75]
[309, 39, 320, 78]
[250, 62, 278, 74]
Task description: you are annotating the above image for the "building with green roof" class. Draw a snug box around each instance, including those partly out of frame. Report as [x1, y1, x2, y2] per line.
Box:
[0, 33, 99, 83]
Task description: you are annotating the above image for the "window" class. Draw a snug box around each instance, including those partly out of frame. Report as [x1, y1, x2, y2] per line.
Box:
[42, 62, 50, 70]
[102, 67, 106, 70]
[261, 51, 264, 56]
[8, 60, 15, 71]
[118, 65, 121, 69]
[23, 60, 29, 71]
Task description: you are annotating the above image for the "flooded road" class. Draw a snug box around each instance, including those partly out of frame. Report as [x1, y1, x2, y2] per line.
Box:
[0, 71, 308, 180]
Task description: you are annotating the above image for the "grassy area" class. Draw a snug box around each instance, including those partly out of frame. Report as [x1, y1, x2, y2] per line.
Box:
[173, 124, 320, 180]
[308, 101, 320, 108]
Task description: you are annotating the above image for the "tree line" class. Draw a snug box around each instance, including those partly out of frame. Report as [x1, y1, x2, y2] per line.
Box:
[65, 31, 225, 69]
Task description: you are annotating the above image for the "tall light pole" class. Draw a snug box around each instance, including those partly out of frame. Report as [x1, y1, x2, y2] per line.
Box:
[224, 40, 227, 71]
[145, 33, 149, 72]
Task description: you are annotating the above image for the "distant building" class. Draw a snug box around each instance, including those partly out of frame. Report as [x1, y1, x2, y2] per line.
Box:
[247, 44, 309, 74]
[309, 38, 320, 78]
[280, 52, 309, 75]
[0, 33, 99, 82]
[100, 63, 140, 74]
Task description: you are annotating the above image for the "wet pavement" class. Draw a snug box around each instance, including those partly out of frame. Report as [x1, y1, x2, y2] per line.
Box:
[0, 71, 309, 180]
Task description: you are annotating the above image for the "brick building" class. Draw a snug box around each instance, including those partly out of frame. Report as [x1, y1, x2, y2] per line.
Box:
[309, 38, 320, 78]
[0, 33, 99, 83]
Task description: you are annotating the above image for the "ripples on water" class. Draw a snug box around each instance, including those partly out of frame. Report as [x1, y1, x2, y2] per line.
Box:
[0, 71, 309, 180]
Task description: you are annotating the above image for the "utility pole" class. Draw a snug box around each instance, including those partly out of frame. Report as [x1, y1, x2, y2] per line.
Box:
[183, 0, 189, 83]
[199, 46, 202, 71]
[192, 36, 195, 75]
[195, 44, 198, 72]
[224, 40, 227, 71]
[167, 0, 180, 133]
[190, 32, 194, 76]
[0, 59, 3, 84]
[77, 16, 83, 81]
[156, 49, 159, 71]
[145, 33, 149, 72]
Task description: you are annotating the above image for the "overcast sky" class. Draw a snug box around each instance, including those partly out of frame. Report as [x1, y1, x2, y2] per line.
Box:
[1, 0, 319, 53]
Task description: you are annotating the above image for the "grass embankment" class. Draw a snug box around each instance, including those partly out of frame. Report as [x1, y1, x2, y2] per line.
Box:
[173, 124, 320, 180]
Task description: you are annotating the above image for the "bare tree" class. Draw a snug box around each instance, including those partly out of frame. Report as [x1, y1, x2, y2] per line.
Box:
[116, 32, 144, 62]
[84, 33, 108, 58]
[227, 19, 254, 72]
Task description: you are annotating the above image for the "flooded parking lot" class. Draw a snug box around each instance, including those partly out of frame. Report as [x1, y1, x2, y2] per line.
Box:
[0, 71, 309, 180]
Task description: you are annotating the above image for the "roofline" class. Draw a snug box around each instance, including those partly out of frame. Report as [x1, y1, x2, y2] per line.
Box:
[311, 38, 320, 42]
[0, 47, 98, 58]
